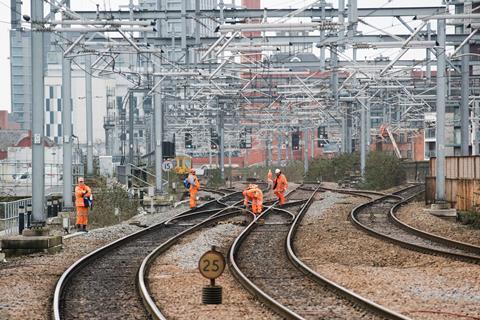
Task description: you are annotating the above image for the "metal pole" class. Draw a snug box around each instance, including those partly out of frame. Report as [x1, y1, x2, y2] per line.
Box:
[303, 129, 308, 174]
[194, 0, 200, 65]
[346, 103, 352, 153]
[268, 134, 273, 166]
[219, 107, 225, 181]
[473, 102, 479, 155]
[338, 0, 345, 50]
[461, 43, 470, 156]
[277, 133, 282, 166]
[360, 103, 366, 177]
[319, 0, 326, 70]
[426, 22, 432, 84]
[366, 99, 371, 156]
[436, 19, 446, 202]
[181, 0, 187, 63]
[154, 71, 163, 194]
[348, 0, 358, 38]
[265, 137, 270, 167]
[208, 133, 212, 169]
[311, 128, 315, 159]
[290, 133, 294, 162]
[61, 2, 73, 211]
[228, 142, 232, 187]
[31, 0, 45, 222]
[342, 113, 347, 153]
[331, 46, 340, 153]
[128, 91, 134, 165]
[85, 54, 94, 175]
[285, 133, 289, 162]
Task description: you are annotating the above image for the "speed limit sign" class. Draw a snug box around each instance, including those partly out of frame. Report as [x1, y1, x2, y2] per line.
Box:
[198, 247, 225, 280]
[162, 160, 174, 172]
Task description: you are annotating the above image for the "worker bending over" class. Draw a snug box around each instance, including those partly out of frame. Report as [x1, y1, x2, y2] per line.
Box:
[273, 169, 288, 205]
[187, 168, 200, 209]
[75, 177, 93, 232]
[243, 184, 263, 214]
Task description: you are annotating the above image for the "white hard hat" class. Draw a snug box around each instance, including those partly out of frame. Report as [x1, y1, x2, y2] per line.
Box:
[275, 169, 281, 174]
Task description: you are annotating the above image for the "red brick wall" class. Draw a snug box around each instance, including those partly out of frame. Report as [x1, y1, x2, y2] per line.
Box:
[0, 111, 20, 130]
[413, 131, 425, 161]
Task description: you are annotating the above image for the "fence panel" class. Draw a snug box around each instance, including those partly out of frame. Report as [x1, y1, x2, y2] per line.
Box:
[0, 198, 32, 235]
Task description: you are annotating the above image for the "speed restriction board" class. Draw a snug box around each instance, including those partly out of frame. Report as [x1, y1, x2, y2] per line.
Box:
[198, 247, 225, 280]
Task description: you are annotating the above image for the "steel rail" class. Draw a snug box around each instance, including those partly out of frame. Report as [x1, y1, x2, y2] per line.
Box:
[228, 185, 405, 319]
[286, 187, 411, 320]
[137, 202, 252, 320]
[227, 186, 303, 319]
[389, 201, 480, 255]
[350, 185, 480, 264]
[52, 189, 241, 320]
[228, 184, 423, 319]
[137, 183, 272, 319]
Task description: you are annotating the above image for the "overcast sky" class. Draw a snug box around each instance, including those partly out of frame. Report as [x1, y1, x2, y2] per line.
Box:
[0, 0, 443, 112]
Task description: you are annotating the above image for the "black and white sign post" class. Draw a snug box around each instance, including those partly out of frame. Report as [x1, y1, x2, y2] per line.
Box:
[199, 246, 225, 304]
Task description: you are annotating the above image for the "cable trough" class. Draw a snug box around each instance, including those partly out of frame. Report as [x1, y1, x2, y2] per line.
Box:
[351, 184, 480, 264]
[229, 184, 408, 320]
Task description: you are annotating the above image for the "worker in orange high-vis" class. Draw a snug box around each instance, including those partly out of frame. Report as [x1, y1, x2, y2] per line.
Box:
[267, 169, 273, 189]
[75, 177, 93, 232]
[273, 168, 288, 205]
[243, 184, 263, 215]
[188, 168, 200, 209]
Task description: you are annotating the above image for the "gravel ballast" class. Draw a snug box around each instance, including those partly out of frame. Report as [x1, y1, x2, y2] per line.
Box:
[295, 195, 480, 320]
[148, 222, 281, 320]
[0, 192, 215, 320]
[396, 202, 480, 247]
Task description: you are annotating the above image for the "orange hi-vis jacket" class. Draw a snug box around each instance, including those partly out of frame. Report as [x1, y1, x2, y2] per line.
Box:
[267, 170, 273, 183]
[75, 185, 92, 207]
[273, 174, 288, 192]
[188, 173, 200, 209]
[243, 187, 263, 214]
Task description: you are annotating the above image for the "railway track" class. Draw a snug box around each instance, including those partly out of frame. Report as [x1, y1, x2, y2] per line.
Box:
[137, 191, 267, 319]
[52, 189, 247, 320]
[229, 184, 407, 320]
[352, 184, 480, 263]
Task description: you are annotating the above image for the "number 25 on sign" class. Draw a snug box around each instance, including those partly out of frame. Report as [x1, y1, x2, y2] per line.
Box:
[198, 247, 225, 280]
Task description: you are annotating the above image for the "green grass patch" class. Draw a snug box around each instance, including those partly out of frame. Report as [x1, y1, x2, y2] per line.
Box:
[305, 152, 406, 190]
[86, 179, 140, 228]
[457, 211, 480, 229]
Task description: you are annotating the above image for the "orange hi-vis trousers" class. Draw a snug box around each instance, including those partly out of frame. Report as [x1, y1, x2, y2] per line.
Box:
[251, 199, 263, 214]
[190, 187, 198, 208]
[76, 206, 89, 225]
[274, 190, 286, 205]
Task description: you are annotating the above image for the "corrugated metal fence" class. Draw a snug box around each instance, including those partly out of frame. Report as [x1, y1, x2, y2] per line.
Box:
[426, 156, 480, 211]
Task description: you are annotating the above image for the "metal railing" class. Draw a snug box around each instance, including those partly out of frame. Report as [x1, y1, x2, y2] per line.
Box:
[0, 195, 62, 236]
[0, 197, 32, 236]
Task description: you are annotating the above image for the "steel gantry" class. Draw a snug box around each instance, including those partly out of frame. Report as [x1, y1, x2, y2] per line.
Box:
[21, 0, 480, 222]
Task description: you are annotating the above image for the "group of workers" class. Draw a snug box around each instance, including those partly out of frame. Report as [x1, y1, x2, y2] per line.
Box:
[243, 168, 288, 215]
[73, 167, 286, 233]
[185, 166, 287, 216]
